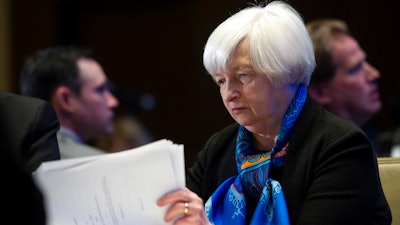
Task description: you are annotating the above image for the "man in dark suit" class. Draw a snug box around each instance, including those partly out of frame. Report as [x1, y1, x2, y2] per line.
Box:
[0, 91, 61, 224]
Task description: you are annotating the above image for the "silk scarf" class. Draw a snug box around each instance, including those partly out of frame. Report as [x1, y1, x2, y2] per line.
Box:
[205, 84, 307, 225]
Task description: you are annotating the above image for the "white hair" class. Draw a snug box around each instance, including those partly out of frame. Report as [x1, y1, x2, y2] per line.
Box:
[203, 1, 316, 86]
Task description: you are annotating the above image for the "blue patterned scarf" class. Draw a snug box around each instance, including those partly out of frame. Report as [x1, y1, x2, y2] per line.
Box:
[205, 84, 307, 225]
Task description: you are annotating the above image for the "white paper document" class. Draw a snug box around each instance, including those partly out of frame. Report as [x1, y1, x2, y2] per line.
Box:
[33, 139, 185, 225]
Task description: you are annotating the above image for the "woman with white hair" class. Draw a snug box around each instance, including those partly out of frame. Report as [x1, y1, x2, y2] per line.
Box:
[157, 1, 391, 224]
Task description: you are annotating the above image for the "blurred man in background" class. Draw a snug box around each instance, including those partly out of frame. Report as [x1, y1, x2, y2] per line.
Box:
[306, 19, 383, 155]
[20, 46, 119, 159]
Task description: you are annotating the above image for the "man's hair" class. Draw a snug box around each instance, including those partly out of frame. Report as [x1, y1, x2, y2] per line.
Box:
[306, 19, 349, 84]
[20, 46, 94, 101]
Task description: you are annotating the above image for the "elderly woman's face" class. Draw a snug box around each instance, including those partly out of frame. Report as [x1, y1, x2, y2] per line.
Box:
[213, 41, 292, 130]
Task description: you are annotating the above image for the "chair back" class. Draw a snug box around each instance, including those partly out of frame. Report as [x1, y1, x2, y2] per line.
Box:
[378, 157, 400, 225]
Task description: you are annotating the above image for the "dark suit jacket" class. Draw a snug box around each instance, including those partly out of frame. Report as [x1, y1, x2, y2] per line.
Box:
[187, 97, 392, 225]
[0, 92, 60, 172]
[0, 92, 61, 224]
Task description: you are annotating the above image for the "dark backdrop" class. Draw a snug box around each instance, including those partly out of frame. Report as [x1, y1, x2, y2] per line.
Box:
[10, 0, 399, 169]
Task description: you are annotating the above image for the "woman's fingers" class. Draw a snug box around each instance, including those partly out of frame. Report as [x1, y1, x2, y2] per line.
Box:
[157, 188, 208, 224]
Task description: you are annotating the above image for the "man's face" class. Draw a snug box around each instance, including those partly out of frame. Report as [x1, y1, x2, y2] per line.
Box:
[71, 58, 119, 141]
[324, 34, 381, 126]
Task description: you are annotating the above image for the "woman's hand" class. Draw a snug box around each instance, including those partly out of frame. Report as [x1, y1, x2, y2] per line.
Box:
[157, 187, 211, 225]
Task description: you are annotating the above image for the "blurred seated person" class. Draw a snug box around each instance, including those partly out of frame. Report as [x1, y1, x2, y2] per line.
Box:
[20, 46, 119, 159]
[306, 19, 383, 156]
[0, 91, 60, 172]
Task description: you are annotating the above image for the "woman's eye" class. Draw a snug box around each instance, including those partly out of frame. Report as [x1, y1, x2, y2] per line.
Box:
[239, 74, 251, 83]
[216, 79, 225, 86]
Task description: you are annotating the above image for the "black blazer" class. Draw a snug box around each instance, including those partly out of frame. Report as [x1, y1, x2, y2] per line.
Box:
[0, 92, 60, 172]
[187, 97, 392, 225]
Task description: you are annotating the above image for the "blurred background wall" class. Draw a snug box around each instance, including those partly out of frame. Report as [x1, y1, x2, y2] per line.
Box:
[0, 0, 11, 91]
[1, 0, 398, 168]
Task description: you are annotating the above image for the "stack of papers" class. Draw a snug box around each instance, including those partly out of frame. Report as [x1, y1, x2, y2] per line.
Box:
[33, 139, 185, 225]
